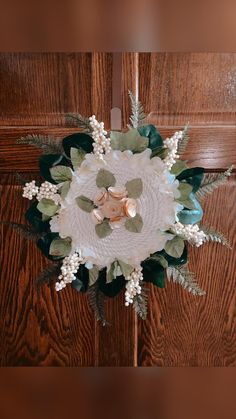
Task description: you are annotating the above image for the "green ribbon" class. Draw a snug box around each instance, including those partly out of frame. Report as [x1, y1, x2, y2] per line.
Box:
[178, 193, 203, 224]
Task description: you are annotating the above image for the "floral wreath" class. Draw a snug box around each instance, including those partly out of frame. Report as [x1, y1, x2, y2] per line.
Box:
[11, 92, 232, 324]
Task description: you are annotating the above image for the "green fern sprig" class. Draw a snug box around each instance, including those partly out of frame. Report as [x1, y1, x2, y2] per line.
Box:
[17, 134, 64, 155]
[196, 166, 233, 201]
[1, 221, 42, 242]
[128, 90, 146, 129]
[167, 265, 206, 296]
[36, 263, 61, 288]
[133, 285, 149, 320]
[87, 282, 108, 326]
[177, 124, 190, 154]
[66, 113, 92, 132]
[201, 225, 231, 249]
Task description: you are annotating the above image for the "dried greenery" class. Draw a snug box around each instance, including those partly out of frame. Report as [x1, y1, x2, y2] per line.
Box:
[1, 221, 42, 242]
[128, 90, 146, 129]
[36, 263, 61, 288]
[87, 282, 108, 326]
[196, 166, 233, 201]
[17, 134, 64, 155]
[167, 265, 206, 296]
[66, 113, 92, 132]
[133, 285, 149, 320]
[201, 225, 231, 249]
[177, 124, 190, 155]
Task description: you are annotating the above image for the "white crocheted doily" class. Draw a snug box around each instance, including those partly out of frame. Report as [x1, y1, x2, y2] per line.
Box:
[50, 149, 181, 267]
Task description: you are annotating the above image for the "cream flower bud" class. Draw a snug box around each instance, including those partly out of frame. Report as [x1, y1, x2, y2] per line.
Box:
[101, 199, 124, 219]
[91, 208, 104, 225]
[123, 198, 137, 218]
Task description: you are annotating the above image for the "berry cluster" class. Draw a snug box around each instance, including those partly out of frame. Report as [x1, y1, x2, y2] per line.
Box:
[125, 266, 143, 306]
[89, 115, 111, 158]
[163, 131, 183, 170]
[55, 252, 84, 291]
[172, 222, 207, 247]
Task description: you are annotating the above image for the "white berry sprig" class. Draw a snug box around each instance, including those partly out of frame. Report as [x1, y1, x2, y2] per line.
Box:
[163, 131, 183, 170]
[55, 251, 84, 291]
[89, 115, 111, 159]
[172, 222, 207, 247]
[125, 266, 143, 306]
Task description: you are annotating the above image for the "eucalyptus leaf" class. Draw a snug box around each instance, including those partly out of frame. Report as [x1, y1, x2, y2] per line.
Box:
[37, 198, 59, 217]
[49, 237, 72, 257]
[125, 178, 143, 199]
[110, 129, 148, 153]
[63, 133, 93, 156]
[178, 182, 193, 199]
[70, 147, 85, 170]
[89, 266, 99, 286]
[171, 160, 188, 176]
[107, 261, 120, 283]
[138, 124, 163, 150]
[50, 165, 72, 183]
[165, 236, 185, 259]
[39, 154, 69, 184]
[177, 167, 205, 193]
[118, 260, 133, 278]
[59, 180, 71, 199]
[147, 253, 168, 269]
[125, 213, 143, 233]
[95, 219, 112, 238]
[76, 195, 95, 213]
[96, 169, 116, 188]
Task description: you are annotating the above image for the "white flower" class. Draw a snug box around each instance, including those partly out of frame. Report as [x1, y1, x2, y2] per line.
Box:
[50, 149, 181, 268]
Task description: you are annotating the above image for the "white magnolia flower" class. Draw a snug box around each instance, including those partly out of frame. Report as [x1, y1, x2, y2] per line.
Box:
[50, 149, 181, 267]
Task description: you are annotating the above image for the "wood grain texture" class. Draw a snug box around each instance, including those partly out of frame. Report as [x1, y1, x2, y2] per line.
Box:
[138, 177, 236, 366]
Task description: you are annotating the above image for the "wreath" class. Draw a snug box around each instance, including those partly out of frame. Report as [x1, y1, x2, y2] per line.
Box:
[10, 92, 232, 324]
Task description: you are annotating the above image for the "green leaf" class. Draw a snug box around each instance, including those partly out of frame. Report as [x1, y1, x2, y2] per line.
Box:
[70, 147, 85, 170]
[50, 165, 72, 183]
[96, 169, 116, 188]
[125, 214, 143, 233]
[74, 265, 89, 292]
[159, 246, 188, 267]
[146, 253, 168, 269]
[177, 167, 205, 193]
[89, 266, 99, 286]
[37, 198, 59, 217]
[37, 232, 62, 261]
[39, 154, 69, 184]
[25, 201, 50, 233]
[76, 195, 95, 213]
[110, 129, 148, 153]
[95, 219, 112, 238]
[118, 260, 133, 278]
[138, 124, 163, 150]
[177, 198, 196, 210]
[171, 160, 188, 176]
[142, 259, 165, 288]
[49, 237, 71, 257]
[178, 182, 193, 199]
[71, 278, 84, 292]
[125, 178, 143, 198]
[165, 236, 185, 259]
[178, 193, 203, 224]
[98, 268, 125, 297]
[59, 180, 71, 199]
[106, 261, 121, 283]
[63, 133, 93, 157]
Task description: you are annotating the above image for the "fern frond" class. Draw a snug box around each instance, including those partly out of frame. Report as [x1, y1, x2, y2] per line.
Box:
[87, 283, 108, 326]
[196, 166, 233, 201]
[14, 172, 30, 186]
[66, 114, 92, 132]
[128, 90, 146, 129]
[177, 124, 190, 154]
[167, 265, 206, 296]
[133, 285, 149, 320]
[201, 225, 231, 249]
[1, 221, 42, 242]
[17, 134, 64, 154]
[36, 263, 61, 288]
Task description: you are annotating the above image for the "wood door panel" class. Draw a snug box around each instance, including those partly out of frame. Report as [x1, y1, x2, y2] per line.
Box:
[138, 177, 236, 366]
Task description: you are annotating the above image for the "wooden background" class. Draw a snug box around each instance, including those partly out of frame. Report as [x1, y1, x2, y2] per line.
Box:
[0, 53, 235, 366]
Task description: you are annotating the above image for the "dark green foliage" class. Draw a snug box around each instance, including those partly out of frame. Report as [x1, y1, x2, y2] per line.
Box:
[72, 265, 89, 292]
[177, 167, 205, 193]
[62, 133, 93, 157]
[142, 258, 165, 288]
[25, 202, 50, 233]
[159, 246, 188, 266]
[37, 232, 63, 261]
[39, 154, 69, 183]
[98, 268, 126, 297]
[138, 124, 163, 152]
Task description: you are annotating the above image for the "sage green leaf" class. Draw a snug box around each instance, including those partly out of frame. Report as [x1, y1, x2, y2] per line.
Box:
[118, 260, 133, 278]
[89, 266, 99, 286]
[165, 236, 185, 259]
[95, 219, 112, 238]
[37, 198, 59, 217]
[125, 213, 143, 233]
[50, 165, 72, 183]
[125, 178, 143, 199]
[49, 237, 72, 257]
[178, 182, 193, 199]
[171, 160, 188, 176]
[70, 147, 85, 170]
[177, 198, 196, 210]
[147, 253, 168, 269]
[76, 195, 95, 213]
[59, 180, 71, 199]
[106, 261, 121, 283]
[110, 129, 148, 153]
[96, 169, 116, 188]
[42, 214, 51, 222]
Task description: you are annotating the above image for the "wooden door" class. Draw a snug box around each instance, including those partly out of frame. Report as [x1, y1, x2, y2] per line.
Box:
[0, 53, 235, 366]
